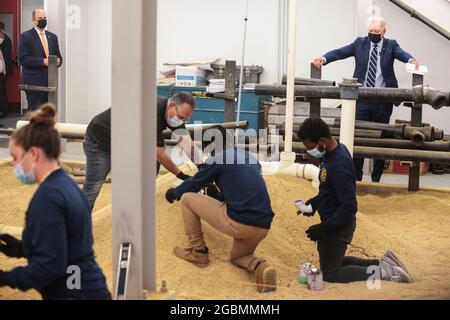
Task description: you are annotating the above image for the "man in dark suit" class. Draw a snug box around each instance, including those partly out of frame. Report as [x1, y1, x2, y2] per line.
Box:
[18, 8, 63, 111]
[0, 22, 13, 119]
[313, 16, 420, 183]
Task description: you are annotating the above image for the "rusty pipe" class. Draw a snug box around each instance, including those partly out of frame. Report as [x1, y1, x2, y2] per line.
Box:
[333, 120, 406, 139]
[284, 142, 450, 165]
[255, 84, 450, 109]
[411, 131, 426, 146]
[403, 126, 434, 142]
[290, 134, 450, 151]
[282, 75, 336, 87]
[162, 121, 249, 139]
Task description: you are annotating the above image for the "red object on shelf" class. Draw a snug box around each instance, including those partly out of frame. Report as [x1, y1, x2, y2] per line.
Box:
[393, 160, 410, 174]
[391, 160, 429, 175]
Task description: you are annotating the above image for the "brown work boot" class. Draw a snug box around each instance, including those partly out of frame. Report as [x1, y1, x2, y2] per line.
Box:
[173, 246, 210, 268]
[255, 262, 277, 293]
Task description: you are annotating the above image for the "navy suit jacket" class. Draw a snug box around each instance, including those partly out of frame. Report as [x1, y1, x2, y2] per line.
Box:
[0, 35, 13, 76]
[323, 37, 414, 89]
[18, 28, 63, 86]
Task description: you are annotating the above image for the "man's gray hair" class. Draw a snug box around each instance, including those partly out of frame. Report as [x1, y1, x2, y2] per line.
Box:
[170, 92, 196, 110]
[367, 16, 386, 30]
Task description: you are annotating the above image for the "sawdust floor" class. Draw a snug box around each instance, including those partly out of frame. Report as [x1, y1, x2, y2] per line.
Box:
[1, 164, 450, 300]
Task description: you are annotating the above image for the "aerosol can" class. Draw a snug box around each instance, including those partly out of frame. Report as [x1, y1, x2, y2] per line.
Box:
[308, 268, 324, 291]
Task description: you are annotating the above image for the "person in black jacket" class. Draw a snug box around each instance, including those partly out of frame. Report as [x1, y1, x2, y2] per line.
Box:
[82, 92, 200, 211]
[0, 25, 13, 119]
[297, 118, 413, 284]
[0, 104, 110, 300]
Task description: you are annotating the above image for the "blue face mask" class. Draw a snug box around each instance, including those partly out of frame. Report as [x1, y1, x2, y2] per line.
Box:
[307, 146, 326, 159]
[14, 153, 37, 185]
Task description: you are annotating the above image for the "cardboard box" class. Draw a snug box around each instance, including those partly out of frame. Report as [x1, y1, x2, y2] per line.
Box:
[384, 160, 429, 175]
[175, 66, 207, 87]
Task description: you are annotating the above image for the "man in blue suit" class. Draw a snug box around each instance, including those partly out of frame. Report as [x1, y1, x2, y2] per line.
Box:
[18, 8, 63, 111]
[313, 16, 420, 183]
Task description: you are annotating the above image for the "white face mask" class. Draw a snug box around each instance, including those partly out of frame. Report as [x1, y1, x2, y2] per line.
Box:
[167, 115, 184, 128]
[167, 105, 185, 128]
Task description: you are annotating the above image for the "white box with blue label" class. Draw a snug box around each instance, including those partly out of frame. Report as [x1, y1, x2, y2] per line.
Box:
[175, 66, 207, 87]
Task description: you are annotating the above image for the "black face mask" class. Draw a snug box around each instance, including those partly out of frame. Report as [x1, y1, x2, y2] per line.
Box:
[37, 19, 47, 29]
[368, 33, 382, 44]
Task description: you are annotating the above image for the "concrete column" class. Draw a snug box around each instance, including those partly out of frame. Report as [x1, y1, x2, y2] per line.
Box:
[45, 0, 67, 122]
[111, 0, 157, 300]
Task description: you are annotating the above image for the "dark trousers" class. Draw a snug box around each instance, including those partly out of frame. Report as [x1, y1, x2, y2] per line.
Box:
[354, 101, 393, 183]
[82, 136, 111, 212]
[82, 135, 163, 211]
[318, 219, 380, 283]
[25, 91, 48, 111]
[0, 74, 7, 113]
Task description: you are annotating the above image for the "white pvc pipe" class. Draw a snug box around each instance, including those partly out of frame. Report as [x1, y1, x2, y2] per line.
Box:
[339, 99, 357, 156]
[260, 161, 320, 188]
[284, 0, 297, 154]
[17, 121, 88, 136]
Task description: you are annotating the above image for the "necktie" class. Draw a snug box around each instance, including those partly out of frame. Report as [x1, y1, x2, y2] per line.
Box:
[40, 31, 49, 58]
[366, 44, 378, 88]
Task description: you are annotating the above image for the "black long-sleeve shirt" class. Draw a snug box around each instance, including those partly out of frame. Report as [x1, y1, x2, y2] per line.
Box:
[314, 143, 358, 231]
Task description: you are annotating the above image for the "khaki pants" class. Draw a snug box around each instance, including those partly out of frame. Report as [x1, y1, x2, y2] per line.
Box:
[180, 192, 269, 272]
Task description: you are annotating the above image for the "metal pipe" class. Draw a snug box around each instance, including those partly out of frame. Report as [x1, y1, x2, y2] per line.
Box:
[403, 125, 434, 143]
[162, 121, 249, 139]
[294, 135, 450, 152]
[434, 129, 444, 141]
[286, 142, 450, 165]
[288, 125, 384, 139]
[333, 119, 406, 139]
[254, 85, 450, 109]
[14, 120, 248, 142]
[411, 131, 426, 146]
[348, 137, 450, 152]
[354, 146, 450, 165]
[329, 127, 383, 139]
[388, 0, 450, 41]
[282, 75, 336, 87]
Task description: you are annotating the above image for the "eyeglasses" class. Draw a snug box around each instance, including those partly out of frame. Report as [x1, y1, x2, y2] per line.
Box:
[173, 105, 190, 122]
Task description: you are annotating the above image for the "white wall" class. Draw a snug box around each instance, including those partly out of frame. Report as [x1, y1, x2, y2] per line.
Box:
[65, 0, 111, 124]
[157, 0, 280, 84]
[22, 0, 44, 30]
[402, 0, 450, 31]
